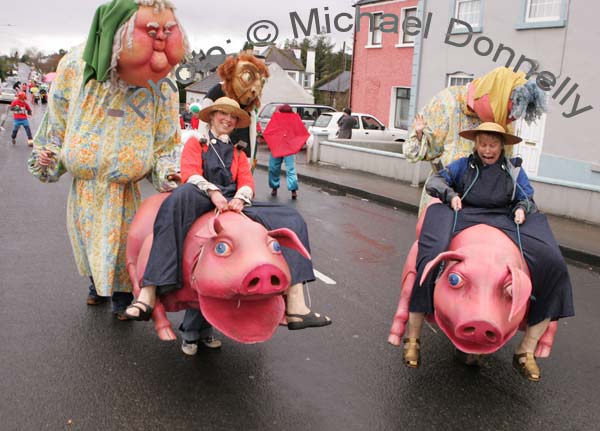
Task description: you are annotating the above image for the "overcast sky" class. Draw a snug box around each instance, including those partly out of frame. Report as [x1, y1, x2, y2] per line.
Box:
[0, 0, 356, 56]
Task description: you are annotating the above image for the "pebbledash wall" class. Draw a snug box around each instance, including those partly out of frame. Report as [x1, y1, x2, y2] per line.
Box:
[408, 0, 600, 224]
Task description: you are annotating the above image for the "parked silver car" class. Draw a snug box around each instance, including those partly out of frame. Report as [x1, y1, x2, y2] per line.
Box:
[257, 103, 336, 132]
[309, 112, 407, 142]
[0, 87, 17, 104]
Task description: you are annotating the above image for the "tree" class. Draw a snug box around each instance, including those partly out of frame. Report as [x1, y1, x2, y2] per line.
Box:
[39, 50, 67, 74]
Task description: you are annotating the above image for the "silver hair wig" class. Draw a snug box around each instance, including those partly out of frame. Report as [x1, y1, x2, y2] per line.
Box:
[108, 0, 191, 88]
[510, 79, 548, 125]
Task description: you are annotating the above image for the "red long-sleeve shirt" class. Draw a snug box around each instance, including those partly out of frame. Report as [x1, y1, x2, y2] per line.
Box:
[10, 100, 32, 120]
[180, 137, 255, 192]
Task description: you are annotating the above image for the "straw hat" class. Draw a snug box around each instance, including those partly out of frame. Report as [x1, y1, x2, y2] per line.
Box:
[459, 122, 522, 146]
[198, 97, 251, 128]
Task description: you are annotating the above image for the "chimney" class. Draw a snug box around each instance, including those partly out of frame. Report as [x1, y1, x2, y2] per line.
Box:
[293, 48, 301, 60]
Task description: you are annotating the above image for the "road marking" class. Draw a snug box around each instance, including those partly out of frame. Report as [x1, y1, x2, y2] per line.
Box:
[314, 269, 337, 285]
[426, 321, 438, 334]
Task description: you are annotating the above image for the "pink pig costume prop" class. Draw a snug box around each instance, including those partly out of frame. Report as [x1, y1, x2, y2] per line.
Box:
[389, 219, 559, 356]
[126, 193, 310, 343]
[389, 124, 574, 381]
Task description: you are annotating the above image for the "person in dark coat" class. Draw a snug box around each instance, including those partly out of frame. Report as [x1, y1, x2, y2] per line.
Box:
[337, 107, 356, 139]
[403, 122, 574, 382]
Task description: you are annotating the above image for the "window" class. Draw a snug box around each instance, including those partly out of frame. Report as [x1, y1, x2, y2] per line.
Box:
[260, 104, 277, 120]
[287, 71, 298, 82]
[525, 0, 561, 22]
[516, 0, 567, 29]
[315, 114, 333, 128]
[447, 73, 474, 87]
[394, 87, 411, 129]
[362, 116, 384, 130]
[454, 0, 482, 29]
[303, 73, 312, 89]
[398, 8, 418, 46]
[301, 107, 319, 120]
[369, 13, 383, 46]
[339, 115, 360, 129]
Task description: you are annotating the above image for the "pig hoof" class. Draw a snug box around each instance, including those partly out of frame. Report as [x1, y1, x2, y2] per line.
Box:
[388, 334, 402, 346]
[157, 327, 177, 341]
[513, 352, 541, 382]
[403, 338, 420, 368]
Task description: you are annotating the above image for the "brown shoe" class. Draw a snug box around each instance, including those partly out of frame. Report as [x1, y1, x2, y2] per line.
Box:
[291, 190, 297, 200]
[403, 337, 420, 368]
[271, 188, 277, 197]
[513, 352, 541, 382]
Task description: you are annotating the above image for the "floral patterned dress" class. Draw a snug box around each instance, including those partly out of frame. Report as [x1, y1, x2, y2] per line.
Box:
[404, 85, 513, 212]
[28, 46, 179, 296]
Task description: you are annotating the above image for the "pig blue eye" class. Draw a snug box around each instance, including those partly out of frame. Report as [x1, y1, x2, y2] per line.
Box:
[269, 240, 282, 253]
[448, 273, 462, 287]
[214, 242, 231, 256]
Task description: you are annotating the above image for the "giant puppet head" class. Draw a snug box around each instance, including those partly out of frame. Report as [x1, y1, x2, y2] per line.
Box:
[83, 0, 187, 88]
[218, 53, 270, 112]
[466, 67, 547, 128]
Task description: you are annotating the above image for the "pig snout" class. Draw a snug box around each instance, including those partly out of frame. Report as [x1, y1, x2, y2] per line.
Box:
[240, 264, 288, 296]
[456, 321, 502, 346]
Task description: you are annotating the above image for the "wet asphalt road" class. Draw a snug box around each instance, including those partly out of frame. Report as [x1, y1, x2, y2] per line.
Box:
[1, 106, 599, 431]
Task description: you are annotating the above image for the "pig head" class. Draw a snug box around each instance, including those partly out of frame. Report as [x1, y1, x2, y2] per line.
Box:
[182, 211, 310, 343]
[420, 224, 532, 354]
[127, 193, 310, 343]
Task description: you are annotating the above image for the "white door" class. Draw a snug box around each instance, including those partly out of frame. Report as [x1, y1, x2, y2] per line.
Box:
[513, 114, 546, 176]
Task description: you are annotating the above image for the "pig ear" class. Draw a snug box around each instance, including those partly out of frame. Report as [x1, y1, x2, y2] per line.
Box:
[507, 264, 532, 322]
[213, 217, 224, 235]
[420, 251, 464, 286]
[268, 228, 311, 260]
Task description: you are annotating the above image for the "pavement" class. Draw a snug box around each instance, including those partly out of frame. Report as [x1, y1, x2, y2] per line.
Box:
[256, 146, 600, 267]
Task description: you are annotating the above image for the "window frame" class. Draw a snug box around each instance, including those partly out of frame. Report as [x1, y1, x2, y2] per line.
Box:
[396, 7, 418, 48]
[362, 116, 384, 130]
[516, 0, 568, 29]
[449, 0, 483, 34]
[366, 11, 384, 48]
[303, 72, 312, 89]
[393, 86, 411, 130]
[447, 72, 475, 88]
[525, 0, 562, 23]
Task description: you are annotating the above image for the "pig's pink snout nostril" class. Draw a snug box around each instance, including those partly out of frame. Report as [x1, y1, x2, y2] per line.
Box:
[248, 278, 260, 289]
[463, 326, 476, 335]
[458, 324, 500, 344]
[271, 275, 281, 286]
[485, 330, 497, 342]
